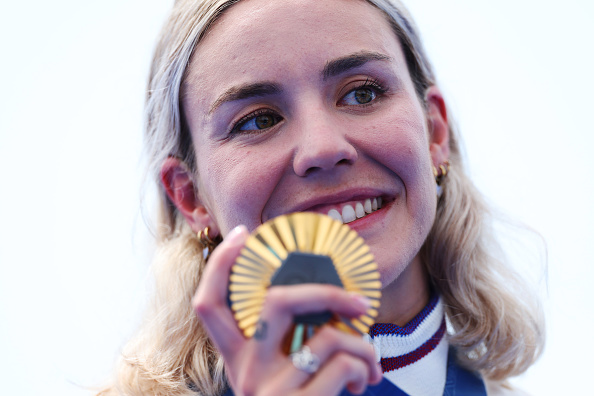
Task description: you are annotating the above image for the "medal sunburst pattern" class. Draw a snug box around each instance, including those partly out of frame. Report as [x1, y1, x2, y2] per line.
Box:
[228, 212, 381, 342]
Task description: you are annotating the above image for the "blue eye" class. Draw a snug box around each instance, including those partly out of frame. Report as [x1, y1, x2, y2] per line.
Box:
[233, 111, 283, 133]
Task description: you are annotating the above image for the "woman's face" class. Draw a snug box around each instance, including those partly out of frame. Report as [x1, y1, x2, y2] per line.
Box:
[182, 0, 445, 305]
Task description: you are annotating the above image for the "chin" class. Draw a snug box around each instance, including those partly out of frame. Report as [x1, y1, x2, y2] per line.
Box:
[370, 234, 428, 293]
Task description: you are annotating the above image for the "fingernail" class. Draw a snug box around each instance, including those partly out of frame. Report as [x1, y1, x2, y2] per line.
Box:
[225, 225, 248, 246]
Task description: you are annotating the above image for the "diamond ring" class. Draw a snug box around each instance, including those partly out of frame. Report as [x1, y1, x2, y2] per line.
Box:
[289, 346, 320, 374]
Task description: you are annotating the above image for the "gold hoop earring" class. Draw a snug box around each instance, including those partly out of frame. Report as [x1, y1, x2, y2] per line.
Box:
[433, 160, 450, 186]
[198, 226, 221, 261]
[432, 160, 451, 197]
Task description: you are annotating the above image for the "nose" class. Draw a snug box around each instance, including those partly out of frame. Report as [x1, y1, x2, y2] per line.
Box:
[292, 115, 358, 177]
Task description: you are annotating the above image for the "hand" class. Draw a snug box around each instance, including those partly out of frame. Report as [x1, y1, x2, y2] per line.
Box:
[193, 225, 383, 396]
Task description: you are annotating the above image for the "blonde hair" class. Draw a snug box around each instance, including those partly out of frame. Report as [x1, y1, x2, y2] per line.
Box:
[100, 0, 544, 394]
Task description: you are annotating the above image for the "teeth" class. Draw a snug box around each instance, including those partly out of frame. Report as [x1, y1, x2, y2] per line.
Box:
[355, 202, 365, 218]
[326, 197, 383, 224]
[364, 199, 372, 213]
[342, 205, 356, 223]
[327, 209, 342, 222]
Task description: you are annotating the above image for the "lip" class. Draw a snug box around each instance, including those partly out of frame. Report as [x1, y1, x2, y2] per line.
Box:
[264, 187, 395, 223]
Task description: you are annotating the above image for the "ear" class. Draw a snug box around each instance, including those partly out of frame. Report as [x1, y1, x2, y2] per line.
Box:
[160, 157, 219, 236]
[426, 86, 450, 166]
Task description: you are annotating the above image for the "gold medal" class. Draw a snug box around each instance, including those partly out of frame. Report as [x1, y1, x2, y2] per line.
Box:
[228, 212, 381, 352]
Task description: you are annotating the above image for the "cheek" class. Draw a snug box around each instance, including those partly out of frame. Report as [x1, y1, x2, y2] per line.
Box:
[197, 145, 287, 234]
[355, 106, 437, 252]
[356, 105, 432, 188]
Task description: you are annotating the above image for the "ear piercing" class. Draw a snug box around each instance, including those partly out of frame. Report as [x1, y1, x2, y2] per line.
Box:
[197, 226, 221, 261]
[432, 160, 450, 197]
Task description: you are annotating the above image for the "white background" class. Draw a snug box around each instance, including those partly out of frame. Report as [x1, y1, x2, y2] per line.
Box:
[1, 0, 592, 394]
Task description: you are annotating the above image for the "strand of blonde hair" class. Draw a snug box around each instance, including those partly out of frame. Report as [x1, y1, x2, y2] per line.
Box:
[99, 220, 226, 395]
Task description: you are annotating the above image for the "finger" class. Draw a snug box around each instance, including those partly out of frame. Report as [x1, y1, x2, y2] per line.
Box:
[307, 327, 382, 385]
[300, 352, 369, 396]
[251, 284, 371, 356]
[192, 225, 249, 356]
[274, 326, 380, 389]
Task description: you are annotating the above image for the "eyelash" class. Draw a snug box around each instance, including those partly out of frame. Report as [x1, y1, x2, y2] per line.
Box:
[351, 77, 387, 96]
[230, 109, 283, 134]
[229, 78, 388, 134]
[338, 77, 388, 105]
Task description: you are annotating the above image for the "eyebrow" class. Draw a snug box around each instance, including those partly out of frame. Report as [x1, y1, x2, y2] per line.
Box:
[208, 51, 391, 114]
[322, 51, 391, 80]
[209, 82, 281, 114]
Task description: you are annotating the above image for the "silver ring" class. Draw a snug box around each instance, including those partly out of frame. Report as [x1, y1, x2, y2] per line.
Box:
[290, 346, 320, 374]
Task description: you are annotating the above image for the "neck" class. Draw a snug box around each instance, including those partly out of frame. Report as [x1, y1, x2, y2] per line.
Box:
[377, 254, 430, 326]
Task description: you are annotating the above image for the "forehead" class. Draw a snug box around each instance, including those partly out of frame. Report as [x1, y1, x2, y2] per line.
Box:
[183, 0, 404, 114]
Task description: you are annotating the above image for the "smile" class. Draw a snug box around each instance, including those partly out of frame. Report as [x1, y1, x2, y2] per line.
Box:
[326, 197, 383, 224]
